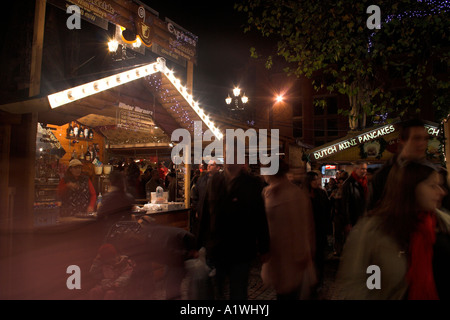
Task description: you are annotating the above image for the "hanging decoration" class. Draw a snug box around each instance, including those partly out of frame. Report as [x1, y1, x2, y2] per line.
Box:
[359, 137, 388, 159]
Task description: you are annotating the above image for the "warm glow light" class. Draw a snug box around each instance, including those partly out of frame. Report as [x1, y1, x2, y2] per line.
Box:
[225, 95, 232, 104]
[275, 94, 284, 103]
[241, 94, 248, 104]
[108, 39, 119, 52]
[48, 56, 223, 141]
[161, 60, 223, 140]
[48, 61, 161, 108]
[233, 87, 241, 97]
[132, 37, 142, 48]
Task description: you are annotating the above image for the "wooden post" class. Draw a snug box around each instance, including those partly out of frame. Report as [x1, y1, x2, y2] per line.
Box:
[0, 124, 11, 231]
[184, 61, 194, 209]
[29, 0, 46, 97]
[9, 113, 38, 231]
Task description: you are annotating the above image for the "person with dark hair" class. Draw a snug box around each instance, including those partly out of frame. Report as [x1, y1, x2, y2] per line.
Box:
[191, 160, 220, 237]
[336, 160, 450, 299]
[304, 171, 331, 296]
[58, 159, 97, 216]
[342, 161, 369, 234]
[368, 118, 429, 210]
[140, 167, 153, 198]
[125, 160, 141, 199]
[261, 160, 317, 300]
[167, 172, 177, 202]
[145, 169, 162, 195]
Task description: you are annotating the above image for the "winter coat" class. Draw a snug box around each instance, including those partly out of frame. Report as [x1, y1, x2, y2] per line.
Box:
[261, 179, 317, 295]
[335, 209, 450, 300]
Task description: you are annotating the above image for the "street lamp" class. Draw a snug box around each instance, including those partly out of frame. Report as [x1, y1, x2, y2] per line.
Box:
[225, 87, 248, 111]
[275, 94, 284, 103]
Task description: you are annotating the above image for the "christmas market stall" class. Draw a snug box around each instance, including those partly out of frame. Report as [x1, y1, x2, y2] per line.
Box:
[304, 119, 443, 186]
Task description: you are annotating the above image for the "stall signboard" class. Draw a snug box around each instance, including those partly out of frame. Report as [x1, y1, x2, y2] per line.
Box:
[47, 0, 198, 65]
[48, 0, 111, 30]
[311, 123, 440, 161]
[116, 102, 155, 132]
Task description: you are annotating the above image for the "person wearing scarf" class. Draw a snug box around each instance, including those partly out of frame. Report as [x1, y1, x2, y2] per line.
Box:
[336, 160, 450, 300]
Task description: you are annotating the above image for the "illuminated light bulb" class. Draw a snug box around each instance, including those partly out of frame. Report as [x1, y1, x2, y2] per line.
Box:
[233, 87, 241, 97]
[225, 95, 232, 104]
[67, 87, 83, 101]
[132, 37, 141, 48]
[48, 61, 159, 108]
[241, 94, 248, 104]
[108, 39, 119, 52]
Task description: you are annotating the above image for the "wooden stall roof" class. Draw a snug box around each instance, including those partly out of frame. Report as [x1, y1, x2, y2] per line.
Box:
[0, 62, 214, 148]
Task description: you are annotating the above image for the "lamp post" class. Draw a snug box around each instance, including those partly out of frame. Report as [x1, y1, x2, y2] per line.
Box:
[225, 87, 248, 112]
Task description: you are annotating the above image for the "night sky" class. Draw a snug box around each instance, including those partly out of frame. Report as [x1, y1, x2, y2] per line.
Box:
[141, 1, 260, 113]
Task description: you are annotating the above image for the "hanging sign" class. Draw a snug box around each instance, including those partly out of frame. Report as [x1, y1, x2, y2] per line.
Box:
[136, 6, 154, 47]
[116, 102, 155, 132]
[311, 122, 441, 161]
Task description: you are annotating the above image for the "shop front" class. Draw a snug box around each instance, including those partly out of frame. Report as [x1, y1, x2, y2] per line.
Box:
[0, 0, 224, 299]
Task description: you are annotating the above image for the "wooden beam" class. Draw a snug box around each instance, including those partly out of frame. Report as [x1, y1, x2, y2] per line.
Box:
[29, 0, 47, 97]
[0, 111, 22, 125]
[0, 97, 50, 114]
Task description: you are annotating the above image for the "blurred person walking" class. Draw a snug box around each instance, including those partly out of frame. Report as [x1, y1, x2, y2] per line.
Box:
[197, 158, 270, 300]
[261, 160, 316, 300]
[329, 175, 348, 257]
[369, 118, 429, 210]
[304, 171, 331, 295]
[336, 160, 450, 300]
[97, 171, 134, 234]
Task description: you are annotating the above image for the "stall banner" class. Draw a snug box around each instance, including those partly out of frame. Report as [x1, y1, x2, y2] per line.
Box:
[308, 121, 441, 162]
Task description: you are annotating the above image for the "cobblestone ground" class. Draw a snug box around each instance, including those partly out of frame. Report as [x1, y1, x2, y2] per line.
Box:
[151, 248, 340, 300]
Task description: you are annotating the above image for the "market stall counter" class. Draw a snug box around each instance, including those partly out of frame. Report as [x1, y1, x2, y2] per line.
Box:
[131, 202, 190, 230]
[33, 213, 98, 234]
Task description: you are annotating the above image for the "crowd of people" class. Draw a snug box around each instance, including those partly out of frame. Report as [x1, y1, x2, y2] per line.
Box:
[188, 119, 450, 300]
[57, 119, 450, 300]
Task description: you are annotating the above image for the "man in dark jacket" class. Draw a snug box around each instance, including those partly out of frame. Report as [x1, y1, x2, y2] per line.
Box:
[197, 161, 270, 300]
[342, 161, 368, 234]
[191, 160, 220, 237]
